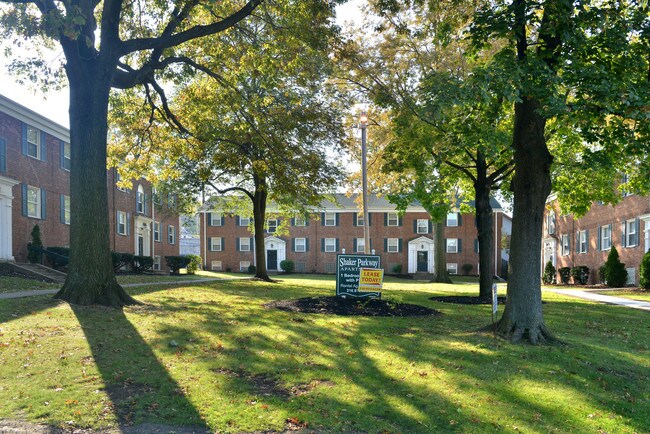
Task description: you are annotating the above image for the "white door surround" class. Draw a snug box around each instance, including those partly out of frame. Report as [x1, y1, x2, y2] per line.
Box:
[542, 238, 556, 272]
[134, 215, 153, 257]
[264, 236, 286, 271]
[407, 236, 435, 274]
[0, 175, 19, 261]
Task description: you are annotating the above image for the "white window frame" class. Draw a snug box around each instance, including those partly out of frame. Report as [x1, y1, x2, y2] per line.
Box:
[324, 212, 336, 226]
[240, 261, 251, 272]
[239, 216, 250, 227]
[561, 234, 570, 256]
[153, 221, 161, 242]
[267, 219, 278, 233]
[324, 238, 336, 253]
[153, 255, 161, 271]
[26, 125, 41, 160]
[387, 238, 399, 253]
[387, 212, 399, 226]
[356, 238, 365, 253]
[294, 216, 306, 226]
[168, 225, 176, 245]
[446, 238, 458, 254]
[210, 212, 223, 226]
[626, 219, 638, 247]
[295, 238, 306, 253]
[62, 195, 70, 225]
[239, 237, 251, 252]
[600, 225, 612, 251]
[417, 219, 429, 234]
[61, 142, 71, 171]
[211, 260, 222, 271]
[356, 213, 364, 226]
[578, 230, 588, 254]
[446, 212, 459, 227]
[136, 185, 145, 213]
[27, 185, 41, 218]
[117, 211, 127, 235]
[547, 211, 556, 235]
[116, 171, 127, 192]
[446, 263, 458, 275]
[210, 237, 222, 252]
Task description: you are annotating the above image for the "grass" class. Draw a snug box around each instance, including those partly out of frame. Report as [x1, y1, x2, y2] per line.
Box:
[0, 276, 59, 294]
[593, 289, 650, 302]
[0, 276, 648, 433]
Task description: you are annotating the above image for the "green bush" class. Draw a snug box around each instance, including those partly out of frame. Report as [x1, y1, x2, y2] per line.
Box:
[111, 252, 134, 272]
[165, 256, 191, 275]
[558, 267, 572, 284]
[393, 263, 403, 274]
[542, 261, 556, 284]
[132, 256, 154, 274]
[28, 225, 43, 264]
[280, 260, 295, 274]
[640, 251, 650, 289]
[185, 254, 202, 275]
[599, 265, 607, 284]
[247, 264, 256, 274]
[45, 247, 70, 269]
[461, 263, 473, 276]
[571, 266, 590, 285]
[603, 247, 628, 287]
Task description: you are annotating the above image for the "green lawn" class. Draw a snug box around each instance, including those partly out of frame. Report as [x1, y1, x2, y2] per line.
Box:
[0, 276, 60, 294]
[593, 289, 650, 302]
[0, 276, 647, 433]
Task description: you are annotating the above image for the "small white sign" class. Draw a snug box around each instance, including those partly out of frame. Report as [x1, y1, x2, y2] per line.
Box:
[492, 284, 498, 314]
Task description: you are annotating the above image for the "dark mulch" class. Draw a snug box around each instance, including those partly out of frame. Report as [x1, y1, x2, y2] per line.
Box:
[0, 270, 50, 282]
[264, 296, 441, 317]
[429, 295, 507, 305]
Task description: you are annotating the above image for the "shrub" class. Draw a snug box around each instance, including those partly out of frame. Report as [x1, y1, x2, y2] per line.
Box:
[111, 252, 134, 272]
[461, 263, 473, 275]
[570, 266, 590, 285]
[247, 264, 256, 274]
[185, 254, 202, 275]
[393, 263, 403, 274]
[165, 256, 191, 275]
[603, 247, 628, 287]
[45, 247, 70, 269]
[280, 260, 295, 274]
[132, 256, 154, 274]
[599, 265, 607, 284]
[28, 224, 43, 263]
[640, 251, 650, 289]
[542, 261, 556, 284]
[558, 267, 572, 284]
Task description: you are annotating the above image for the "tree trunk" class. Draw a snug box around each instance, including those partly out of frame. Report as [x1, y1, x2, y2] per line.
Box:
[474, 153, 494, 300]
[252, 180, 271, 281]
[432, 221, 452, 283]
[54, 59, 138, 307]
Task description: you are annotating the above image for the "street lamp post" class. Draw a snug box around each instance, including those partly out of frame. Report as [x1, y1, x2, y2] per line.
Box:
[360, 112, 370, 255]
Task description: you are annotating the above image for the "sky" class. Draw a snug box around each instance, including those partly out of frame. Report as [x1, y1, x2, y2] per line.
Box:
[0, 0, 365, 129]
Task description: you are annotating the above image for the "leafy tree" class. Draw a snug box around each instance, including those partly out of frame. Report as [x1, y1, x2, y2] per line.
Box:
[0, 0, 266, 306]
[471, 0, 648, 343]
[639, 251, 650, 290]
[109, 0, 345, 281]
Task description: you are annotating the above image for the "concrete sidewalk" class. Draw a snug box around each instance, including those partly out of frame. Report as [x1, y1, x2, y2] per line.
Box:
[0, 277, 242, 300]
[545, 288, 650, 312]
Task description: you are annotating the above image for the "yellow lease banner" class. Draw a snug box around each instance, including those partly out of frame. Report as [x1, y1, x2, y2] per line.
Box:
[358, 268, 384, 291]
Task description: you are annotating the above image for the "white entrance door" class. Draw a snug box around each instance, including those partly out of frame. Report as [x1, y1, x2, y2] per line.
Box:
[407, 237, 435, 274]
[0, 175, 19, 261]
[264, 236, 286, 271]
[134, 217, 152, 256]
[542, 238, 556, 268]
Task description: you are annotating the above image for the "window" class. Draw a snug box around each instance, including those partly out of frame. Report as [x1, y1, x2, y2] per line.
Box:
[294, 238, 307, 252]
[239, 216, 250, 227]
[356, 213, 364, 226]
[240, 261, 251, 272]
[295, 262, 306, 273]
[446, 212, 459, 227]
[152, 187, 162, 205]
[386, 238, 399, 253]
[61, 195, 70, 225]
[168, 225, 176, 244]
[446, 263, 458, 275]
[117, 211, 127, 235]
[599, 224, 612, 251]
[324, 238, 336, 252]
[324, 212, 336, 226]
[136, 185, 145, 213]
[547, 211, 556, 235]
[446, 238, 458, 253]
[417, 219, 429, 234]
[209, 212, 223, 226]
[577, 230, 588, 253]
[561, 234, 570, 256]
[210, 237, 222, 252]
[26, 186, 41, 219]
[294, 216, 306, 226]
[324, 262, 336, 273]
[116, 171, 127, 192]
[154, 222, 161, 242]
[267, 219, 278, 233]
[387, 212, 399, 226]
[0, 138, 6, 172]
[624, 219, 639, 247]
[25, 125, 41, 160]
[153, 256, 161, 271]
[239, 237, 250, 252]
[61, 142, 70, 171]
[621, 174, 632, 197]
[355, 238, 365, 253]
[211, 260, 222, 271]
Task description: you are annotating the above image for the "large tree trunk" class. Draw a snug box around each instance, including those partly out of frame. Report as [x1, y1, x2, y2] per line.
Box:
[252, 178, 271, 281]
[432, 221, 452, 283]
[474, 153, 494, 300]
[54, 57, 137, 307]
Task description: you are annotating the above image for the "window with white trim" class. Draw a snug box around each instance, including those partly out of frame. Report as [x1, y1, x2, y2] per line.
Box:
[626, 219, 638, 247]
[239, 216, 250, 227]
[154, 222, 161, 242]
[117, 211, 127, 235]
[267, 219, 278, 233]
[168, 225, 176, 244]
[239, 237, 250, 252]
[26, 125, 41, 160]
[26, 186, 41, 218]
[62, 195, 70, 225]
[211, 260, 222, 271]
[600, 224, 612, 250]
[294, 216, 306, 226]
[356, 238, 365, 253]
[61, 142, 71, 171]
[153, 255, 161, 271]
[561, 234, 570, 256]
[446, 238, 458, 253]
[446, 212, 459, 227]
[136, 185, 145, 213]
[356, 213, 364, 226]
[577, 230, 588, 253]
[387, 238, 399, 253]
[324, 212, 336, 226]
[210, 237, 222, 252]
[210, 213, 223, 226]
[387, 212, 399, 226]
[240, 261, 251, 272]
[324, 238, 336, 252]
[295, 238, 306, 252]
[417, 219, 429, 234]
[116, 171, 127, 192]
[547, 211, 556, 235]
[446, 263, 458, 275]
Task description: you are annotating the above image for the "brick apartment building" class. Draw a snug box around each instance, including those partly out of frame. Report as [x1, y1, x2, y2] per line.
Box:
[0, 94, 179, 270]
[542, 192, 650, 285]
[199, 194, 510, 277]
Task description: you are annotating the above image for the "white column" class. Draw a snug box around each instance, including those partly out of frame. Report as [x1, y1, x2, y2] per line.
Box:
[0, 176, 19, 261]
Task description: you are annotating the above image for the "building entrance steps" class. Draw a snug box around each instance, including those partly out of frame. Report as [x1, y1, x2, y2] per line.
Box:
[544, 288, 650, 312]
[10, 262, 67, 284]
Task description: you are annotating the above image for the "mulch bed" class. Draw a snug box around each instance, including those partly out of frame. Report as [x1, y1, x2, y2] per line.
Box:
[264, 296, 440, 317]
[0, 270, 50, 282]
[429, 295, 507, 305]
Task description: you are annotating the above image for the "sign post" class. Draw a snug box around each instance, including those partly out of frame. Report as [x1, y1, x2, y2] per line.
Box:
[492, 283, 498, 343]
[336, 254, 382, 298]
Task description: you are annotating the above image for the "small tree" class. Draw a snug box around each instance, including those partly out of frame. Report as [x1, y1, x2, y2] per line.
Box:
[570, 266, 590, 285]
[639, 251, 650, 290]
[185, 255, 202, 275]
[28, 225, 43, 264]
[542, 261, 556, 285]
[558, 267, 572, 285]
[604, 247, 628, 288]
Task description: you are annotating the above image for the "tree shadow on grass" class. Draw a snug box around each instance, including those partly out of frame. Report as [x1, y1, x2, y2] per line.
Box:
[69, 305, 211, 433]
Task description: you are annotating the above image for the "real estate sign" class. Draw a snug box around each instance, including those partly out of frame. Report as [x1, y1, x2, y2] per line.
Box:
[336, 254, 382, 298]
